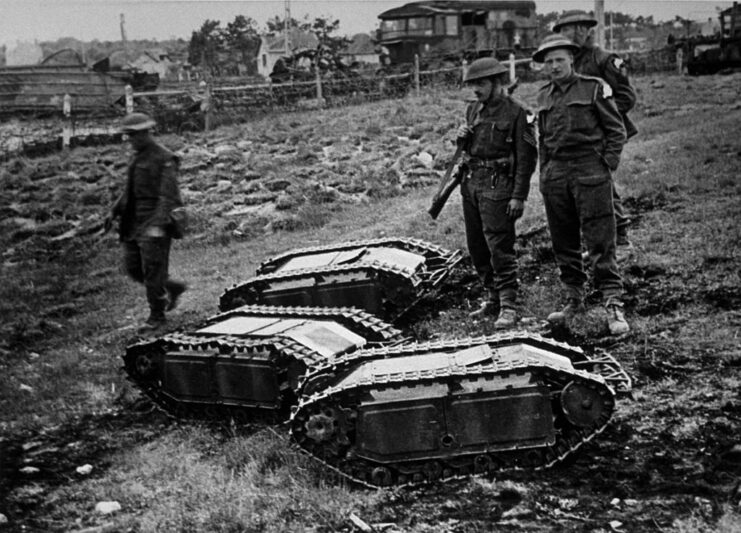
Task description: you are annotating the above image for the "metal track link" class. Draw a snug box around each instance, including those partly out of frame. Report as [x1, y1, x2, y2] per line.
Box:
[298, 332, 630, 397]
[257, 237, 460, 274]
[219, 262, 424, 315]
[209, 304, 403, 342]
[233, 261, 424, 286]
[291, 357, 615, 488]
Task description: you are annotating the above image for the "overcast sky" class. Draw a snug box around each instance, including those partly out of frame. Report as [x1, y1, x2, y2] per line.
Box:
[0, 0, 732, 46]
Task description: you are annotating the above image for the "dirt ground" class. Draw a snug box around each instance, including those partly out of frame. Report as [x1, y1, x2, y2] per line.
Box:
[1, 72, 740, 532]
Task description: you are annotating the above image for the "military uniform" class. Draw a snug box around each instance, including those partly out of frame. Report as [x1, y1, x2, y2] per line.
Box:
[574, 44, 637, 244]
[112, 140, 185, 324]
[554, 8, 638, 245]
[536, 73, 627, 302]
[573, 45, 637, 137]
[461, 94, 537, 309]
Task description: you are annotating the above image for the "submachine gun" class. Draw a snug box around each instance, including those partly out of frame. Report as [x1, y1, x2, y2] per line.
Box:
[427, 145, 465, 220]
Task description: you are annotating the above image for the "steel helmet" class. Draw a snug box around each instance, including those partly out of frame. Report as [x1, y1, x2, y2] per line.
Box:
[119, 112, 156, 133]
[532, 34, 581, 63]
[553, 10, 598, 33]
[463, 57, 508, 83]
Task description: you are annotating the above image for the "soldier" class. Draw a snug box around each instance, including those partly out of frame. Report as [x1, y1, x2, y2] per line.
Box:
[554, 10, 638, 247]
[457, 57, 537, 328]
[108, 113, 187, 332]
[532, 35, 629, 335]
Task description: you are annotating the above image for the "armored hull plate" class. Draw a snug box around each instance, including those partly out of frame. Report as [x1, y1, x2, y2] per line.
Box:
[290, 333, 630, 487]
[219, 238, 463, 321]
[123, 305, 403, 421]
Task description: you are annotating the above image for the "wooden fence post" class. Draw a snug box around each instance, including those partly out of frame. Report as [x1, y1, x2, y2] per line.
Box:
[414, 54, 420, 97]
[508, 52, 516, 82]
[62, 93, 72, 151]
[203, 82, 213, 131]
[315, 65, 323, 106]
[124, 84, 134, 114]
[461, 58, 468, 84]
[676, 47, 684, 75]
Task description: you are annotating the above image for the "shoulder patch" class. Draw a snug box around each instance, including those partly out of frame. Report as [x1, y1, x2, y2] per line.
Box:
[613, 57, 624, 70]
[598, 80, 613, 99]
[526, 112, 536, 124]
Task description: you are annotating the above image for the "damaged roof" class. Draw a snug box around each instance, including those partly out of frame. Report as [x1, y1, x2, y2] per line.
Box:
[379, 1, 535, 19]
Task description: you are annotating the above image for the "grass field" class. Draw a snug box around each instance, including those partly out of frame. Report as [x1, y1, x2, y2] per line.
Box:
[1, 72, 740, 532]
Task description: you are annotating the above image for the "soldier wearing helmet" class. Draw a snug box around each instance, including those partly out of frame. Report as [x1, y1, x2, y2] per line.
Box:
[108, 112, 187, 332]
[554, 9, 637, 247]
[532, 35, 629, 336]
[456, 57, 537, 328]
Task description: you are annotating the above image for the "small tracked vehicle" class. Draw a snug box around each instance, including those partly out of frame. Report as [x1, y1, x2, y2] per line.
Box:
[290, 333, 631, 487]
[123, 305, 403, 421]
[219, 238, 463, 321]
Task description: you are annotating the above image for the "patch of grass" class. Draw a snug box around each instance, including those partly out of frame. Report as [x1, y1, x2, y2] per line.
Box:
[42, 427, 376, 532]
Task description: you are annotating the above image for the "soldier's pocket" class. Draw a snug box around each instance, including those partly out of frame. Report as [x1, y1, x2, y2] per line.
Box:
[575, 172, 610, 186]
[566, 99, 599, 134]
[470, 122, 510, 154]
[482, 186, 511, 202]
[575, 175, 613, 220]
[133, 161, 154, 179]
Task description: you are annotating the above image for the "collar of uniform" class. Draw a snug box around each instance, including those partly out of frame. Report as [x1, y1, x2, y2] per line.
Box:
[482, 92, 507, 112]
[134, 138, 157, 155]
[551, 73, 578, 93]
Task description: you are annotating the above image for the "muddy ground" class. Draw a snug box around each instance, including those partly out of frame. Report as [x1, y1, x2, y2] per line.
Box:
[1, 73, 740, 532]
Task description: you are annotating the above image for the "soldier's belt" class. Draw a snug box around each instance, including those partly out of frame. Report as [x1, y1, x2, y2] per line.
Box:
[466, 157, 510, 172]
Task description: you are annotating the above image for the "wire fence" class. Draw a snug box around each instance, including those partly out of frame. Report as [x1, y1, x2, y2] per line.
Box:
[0, 47, 684, 160]
[623, 46, 679, 75]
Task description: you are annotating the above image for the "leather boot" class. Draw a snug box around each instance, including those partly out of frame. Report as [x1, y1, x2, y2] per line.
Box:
[605, 299, 630, 335]
[493, 308, 517, 329]
[547, 298, 586, 325]
[166, 280, 188, 311]
[138, 314, 167, 334]
[493, 288, 517, 329]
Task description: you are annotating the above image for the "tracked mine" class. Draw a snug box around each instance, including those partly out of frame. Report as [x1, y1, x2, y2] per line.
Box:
[219, 238, 463, 321]
[290, 333, 631, 487]
[122, 305, 403, 422]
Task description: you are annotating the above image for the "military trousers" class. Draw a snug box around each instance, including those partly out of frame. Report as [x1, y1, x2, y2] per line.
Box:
[540, 157, 622, 300]
[122, 236, 181, 320]
[460, 170, 518, 306]
[612, 183, 629, 241]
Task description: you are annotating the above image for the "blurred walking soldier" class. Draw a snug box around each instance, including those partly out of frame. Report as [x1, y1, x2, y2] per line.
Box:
[108, 113, 187, 332]
[532, 35, 629, 335]
[554, 10, 638, 246]
[457, 57, 537, 328]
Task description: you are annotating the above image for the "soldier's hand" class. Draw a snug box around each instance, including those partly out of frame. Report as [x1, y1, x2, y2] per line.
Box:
[144, 225, 166, 238]
[457, 124, 472, 140]
[506, 199, 524, 219]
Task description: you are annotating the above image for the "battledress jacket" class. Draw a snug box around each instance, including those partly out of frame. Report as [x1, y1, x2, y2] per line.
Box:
[574, 44, 638, 138]
[112, 141, 182, 241]
[536, 74, 627, 172]
[463, 94, 537, 201]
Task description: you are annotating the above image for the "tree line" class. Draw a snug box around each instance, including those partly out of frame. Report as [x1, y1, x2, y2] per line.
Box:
[187, 15, 351, 77]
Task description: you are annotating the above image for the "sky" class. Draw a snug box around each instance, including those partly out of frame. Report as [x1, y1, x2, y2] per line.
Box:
[0, 0, 732, 47]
